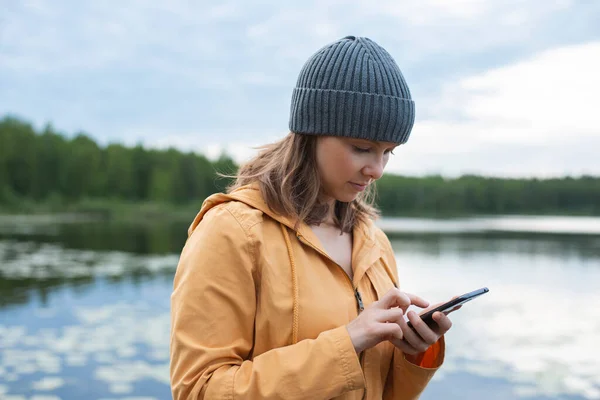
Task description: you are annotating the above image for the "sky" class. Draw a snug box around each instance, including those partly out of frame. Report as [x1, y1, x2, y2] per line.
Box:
[1, 0, 599, 178]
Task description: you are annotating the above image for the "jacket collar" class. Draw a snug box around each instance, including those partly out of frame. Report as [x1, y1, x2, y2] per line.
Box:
[193, 184, 384, 286]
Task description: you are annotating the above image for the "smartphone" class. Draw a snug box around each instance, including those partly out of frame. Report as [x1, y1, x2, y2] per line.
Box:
[406, 287, 489, 329]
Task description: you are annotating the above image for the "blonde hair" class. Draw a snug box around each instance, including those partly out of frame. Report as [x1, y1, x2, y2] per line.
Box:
[227, 132, 379, 233]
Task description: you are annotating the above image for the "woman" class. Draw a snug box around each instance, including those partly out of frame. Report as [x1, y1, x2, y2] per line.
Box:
[170, 35, 454, 399]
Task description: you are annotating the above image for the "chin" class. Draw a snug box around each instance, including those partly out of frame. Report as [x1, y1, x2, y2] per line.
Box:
[335, 191, 359, 203]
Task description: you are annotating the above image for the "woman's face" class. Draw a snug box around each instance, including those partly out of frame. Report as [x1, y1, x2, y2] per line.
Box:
[315, 136, 398, 203]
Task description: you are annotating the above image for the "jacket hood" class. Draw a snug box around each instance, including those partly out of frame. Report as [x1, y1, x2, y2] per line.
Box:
[189, 184, 379, 243]
[188, 183, 298, 237]
[187, 183, 393, 290]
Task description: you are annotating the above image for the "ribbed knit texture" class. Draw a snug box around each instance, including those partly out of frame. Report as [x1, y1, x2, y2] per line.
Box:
[289, 36, 415, 144]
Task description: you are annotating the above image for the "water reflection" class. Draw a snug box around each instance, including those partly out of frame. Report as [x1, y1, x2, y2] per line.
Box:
[0, 216, 189, 254]
[394, 239, 600, 400]
[1, 298, 171, 398]
[0, 240, 178, 310]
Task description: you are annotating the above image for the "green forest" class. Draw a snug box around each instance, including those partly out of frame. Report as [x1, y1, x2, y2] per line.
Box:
[1, 115, 599, 217]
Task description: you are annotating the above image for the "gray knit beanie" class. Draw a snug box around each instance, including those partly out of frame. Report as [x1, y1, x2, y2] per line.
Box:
[289, 36, 415, 144]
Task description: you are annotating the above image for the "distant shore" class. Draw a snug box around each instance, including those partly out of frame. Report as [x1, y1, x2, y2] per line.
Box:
[1, 197, 598, 224]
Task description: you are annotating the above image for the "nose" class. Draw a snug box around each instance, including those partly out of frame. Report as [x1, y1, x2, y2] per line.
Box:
[362, 155, 385, 181]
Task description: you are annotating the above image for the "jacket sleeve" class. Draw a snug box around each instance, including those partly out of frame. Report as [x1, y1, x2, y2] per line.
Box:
[170, 205, 365, 399]
[379, 233, 445, 400]
[383, 338, 445, 399]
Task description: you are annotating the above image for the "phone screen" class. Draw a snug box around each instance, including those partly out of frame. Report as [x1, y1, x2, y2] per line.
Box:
[406, 287, 489, 329]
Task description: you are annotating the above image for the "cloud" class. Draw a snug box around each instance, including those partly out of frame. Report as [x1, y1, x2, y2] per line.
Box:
[458, 42, 599, 139]
[0, 1, 243, 73]
[383, 41, 600, 177]
[2, 0, 592, 75]
[389, 128, 600, 177]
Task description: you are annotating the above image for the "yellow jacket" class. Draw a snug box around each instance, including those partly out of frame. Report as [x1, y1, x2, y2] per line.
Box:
[170, 184, 444, 399]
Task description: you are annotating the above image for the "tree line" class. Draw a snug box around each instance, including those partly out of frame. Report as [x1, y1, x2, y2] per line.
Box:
[1, 115, 599, 216]
[0, 116, 236, 208]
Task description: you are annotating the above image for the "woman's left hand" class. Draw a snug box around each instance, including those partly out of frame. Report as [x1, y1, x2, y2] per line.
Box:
[387, 303, 455, 356]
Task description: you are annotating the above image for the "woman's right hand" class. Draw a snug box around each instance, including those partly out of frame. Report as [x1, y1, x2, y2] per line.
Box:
[346, 288, 430, 354]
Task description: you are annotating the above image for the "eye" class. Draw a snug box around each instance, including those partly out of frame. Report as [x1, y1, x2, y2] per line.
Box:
[385, 149, 395, 155]
[352, 146, 371, 153]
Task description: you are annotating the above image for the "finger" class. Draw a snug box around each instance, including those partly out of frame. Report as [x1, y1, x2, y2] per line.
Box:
[383, 309, 406, 342]
[420, 296, 462, 315]
[441, 295, 461, 314]
[379, 288, 431, 311]
[440, 304, 461, 316]
[421, 300, 446, 313]
[378, 288, 412, 309]
[379, 321, 404, 342]
[379, 307, 404, 324]
[405, 293, 429, 309]
[390, 336, 420, 354]
[397, 311, 429, 351]
[400, 311, 433, 352]
[446, 295, 461, 309]
[408, 311, 439, 344]
[407, 311, 438, 345]
[431, 311, 453, 334]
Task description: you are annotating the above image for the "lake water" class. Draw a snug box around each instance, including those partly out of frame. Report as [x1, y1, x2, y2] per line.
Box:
[0, 214, 599, 400]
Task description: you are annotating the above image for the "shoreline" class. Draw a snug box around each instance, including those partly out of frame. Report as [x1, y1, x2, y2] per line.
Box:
[2, 210, 599, 237]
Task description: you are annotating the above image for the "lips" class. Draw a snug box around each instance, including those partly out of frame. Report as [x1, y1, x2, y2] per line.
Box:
[350, 182, 368, 191]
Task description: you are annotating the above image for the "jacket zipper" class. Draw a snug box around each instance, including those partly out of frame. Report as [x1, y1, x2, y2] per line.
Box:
[356, 286, 367, 400]
[296, 233, 364, 311]
[297, 233, 367, 399]
[354, 288, 364, 313]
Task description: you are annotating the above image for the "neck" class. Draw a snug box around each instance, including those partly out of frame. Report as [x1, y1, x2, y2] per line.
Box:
[316, 191, 337, 225]
[321, 202, 337, 225]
